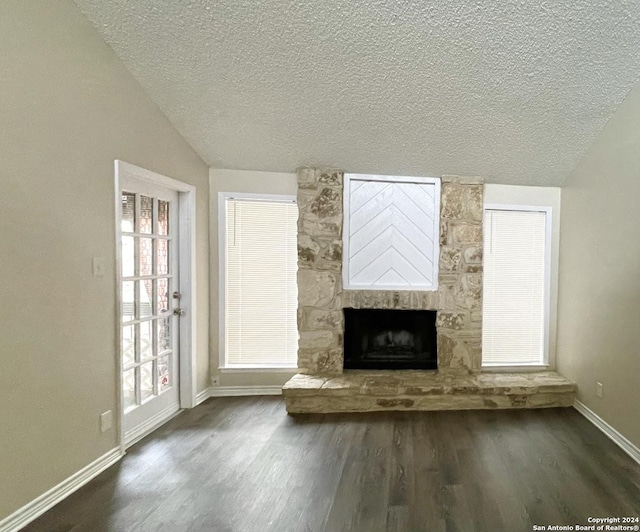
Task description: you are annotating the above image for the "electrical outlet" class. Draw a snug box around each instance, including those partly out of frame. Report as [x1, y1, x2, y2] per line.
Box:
[596, 382, 603, 398]
[92, 257, 105, 277]
[100, 410, 113, 432]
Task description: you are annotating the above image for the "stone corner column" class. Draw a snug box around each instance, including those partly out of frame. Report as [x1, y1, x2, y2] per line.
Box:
[437, 175, 484, 372]
[296, 167, 345, 375]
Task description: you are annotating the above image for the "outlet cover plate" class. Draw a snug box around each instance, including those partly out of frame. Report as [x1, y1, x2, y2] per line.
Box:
[100, 410, 113, 432]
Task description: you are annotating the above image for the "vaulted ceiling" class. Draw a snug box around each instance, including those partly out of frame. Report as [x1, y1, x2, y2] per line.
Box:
[74, 0, 640, 186]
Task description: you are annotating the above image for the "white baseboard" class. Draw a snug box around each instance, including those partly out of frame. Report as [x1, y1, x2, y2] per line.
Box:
[124, 405, 181, 448]
[196, 385, 283, 403]
[574, 400, 640, 466]
[209, 385, 283, 397]
[196, 387, 212, 405]
[0, 447, 123, 532]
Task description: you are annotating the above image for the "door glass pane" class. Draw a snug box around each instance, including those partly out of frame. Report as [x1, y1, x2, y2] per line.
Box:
[122, 325, 135, 367]
[157, 239, 169, 275]
[158, 317, 171, 352]
[158, 200, 169, 236]
[140, 320, 153, 361]
[123, 369, 136, 410]
[139, 238, 153, 277]
[157, 278, 170, 315]
[158, 356, 170, 392]
[140, 196, 153, 234]
[140, 362, 154, 402]
[122, 236, 135, 277]
[122, 193, 135, 232]
[140, 280, 153, 318]
[122, 281, 135, 322]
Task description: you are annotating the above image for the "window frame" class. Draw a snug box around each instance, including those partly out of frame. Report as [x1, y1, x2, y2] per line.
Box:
[217, 191, 298, 370]
[482, 203, 553, 370]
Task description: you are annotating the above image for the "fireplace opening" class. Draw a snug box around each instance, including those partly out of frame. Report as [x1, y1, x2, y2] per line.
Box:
[343, 308, 437, 370]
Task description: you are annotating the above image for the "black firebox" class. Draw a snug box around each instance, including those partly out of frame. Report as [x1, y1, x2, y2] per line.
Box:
[343, 308, 437, 370]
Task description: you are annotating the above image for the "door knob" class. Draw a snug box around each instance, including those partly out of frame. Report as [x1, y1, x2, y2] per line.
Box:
[173, 308, 185, 316]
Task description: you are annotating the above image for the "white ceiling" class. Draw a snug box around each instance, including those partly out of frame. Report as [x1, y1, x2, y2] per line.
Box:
[74, 0, 640, 186]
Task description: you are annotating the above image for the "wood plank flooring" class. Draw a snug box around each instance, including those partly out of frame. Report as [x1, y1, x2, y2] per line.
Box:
[24, 397, 640, 532]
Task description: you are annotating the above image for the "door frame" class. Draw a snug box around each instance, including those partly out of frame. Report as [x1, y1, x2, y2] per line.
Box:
[114, 160, 197, 451]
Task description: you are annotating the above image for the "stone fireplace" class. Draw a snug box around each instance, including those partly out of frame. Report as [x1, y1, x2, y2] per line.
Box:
[295, 167, 483, 373]
[283, 168, 575, 413]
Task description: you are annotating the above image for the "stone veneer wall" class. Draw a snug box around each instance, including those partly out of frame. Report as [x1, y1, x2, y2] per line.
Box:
[296, 168, 484, 375]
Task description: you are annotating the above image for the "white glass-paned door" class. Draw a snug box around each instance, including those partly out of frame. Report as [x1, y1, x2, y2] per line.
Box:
[120, 178, 180, 441]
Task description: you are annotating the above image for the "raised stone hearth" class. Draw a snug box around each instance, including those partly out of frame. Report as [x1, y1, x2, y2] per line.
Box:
[283, 371, 575, 413]
[285, 167, 576, 413]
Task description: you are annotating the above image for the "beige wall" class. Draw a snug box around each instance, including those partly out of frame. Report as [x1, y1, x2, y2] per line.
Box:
[0, 0, 209, 520]
[557, 82, 640, 448]
[209, 169, 298, 388]
[484, 184, 561, 369]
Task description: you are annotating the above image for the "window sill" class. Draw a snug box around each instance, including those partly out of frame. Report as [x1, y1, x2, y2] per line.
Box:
[482, 364, 550, 373]
[218, 366, 298, 373]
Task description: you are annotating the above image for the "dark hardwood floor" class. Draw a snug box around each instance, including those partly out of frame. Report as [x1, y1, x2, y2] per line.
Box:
[24, 397, 640, 532]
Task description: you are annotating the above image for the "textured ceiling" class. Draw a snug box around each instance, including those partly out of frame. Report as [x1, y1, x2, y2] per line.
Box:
[74, 0, 640, 186]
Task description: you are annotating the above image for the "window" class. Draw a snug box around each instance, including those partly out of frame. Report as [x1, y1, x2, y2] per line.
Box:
[482, 206, 551, 366]
[343, 174, 440, 291]
[220, 193, 298, 367]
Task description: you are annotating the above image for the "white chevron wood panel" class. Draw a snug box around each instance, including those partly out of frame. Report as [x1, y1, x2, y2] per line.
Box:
[350, 227, 432, 282]
[351, 245, 429, 286]
[350, 205, 434, 258]
[350, 188, 433, 237]
[343, 174, 440, 290]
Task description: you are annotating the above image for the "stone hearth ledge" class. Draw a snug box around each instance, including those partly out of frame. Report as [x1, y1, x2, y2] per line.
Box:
[282, 371, 575, 413]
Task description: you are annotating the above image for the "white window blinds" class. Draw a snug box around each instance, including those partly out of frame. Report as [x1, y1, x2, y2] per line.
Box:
[224, 197, 298, 366]
[482, 209, 548, 366]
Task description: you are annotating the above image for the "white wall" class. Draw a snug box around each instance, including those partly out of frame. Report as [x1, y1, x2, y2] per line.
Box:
[209, 169, 298, 388]
[557, 82, 640, 448]
[0, 1, 209, 521]
[484, 184, 562, 369]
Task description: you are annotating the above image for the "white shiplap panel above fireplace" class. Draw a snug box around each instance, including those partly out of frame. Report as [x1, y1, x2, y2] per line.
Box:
[343, 174, 440, 291]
